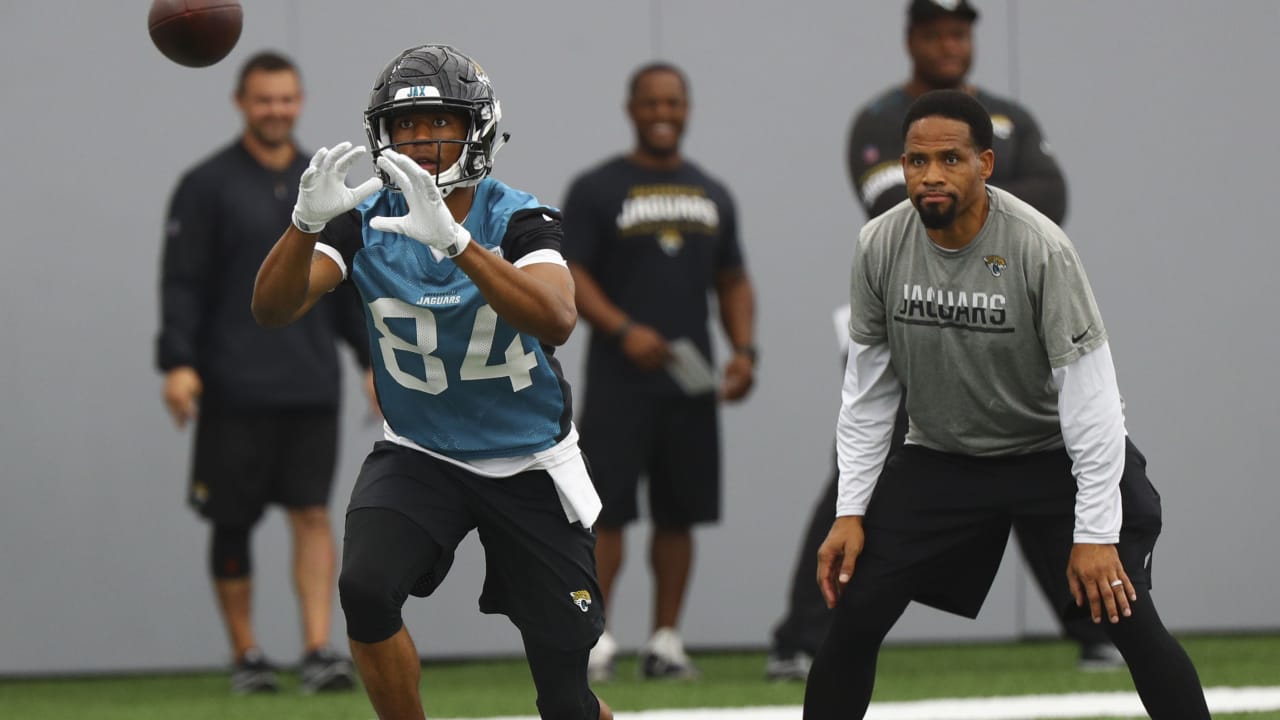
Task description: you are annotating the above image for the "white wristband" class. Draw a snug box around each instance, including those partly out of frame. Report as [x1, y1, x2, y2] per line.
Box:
[292, 211, 326, 235]
[443, 226, 472, 258]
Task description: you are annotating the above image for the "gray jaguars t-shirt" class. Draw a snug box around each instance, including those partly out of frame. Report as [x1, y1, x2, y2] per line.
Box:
[849, 186, 1107, 456]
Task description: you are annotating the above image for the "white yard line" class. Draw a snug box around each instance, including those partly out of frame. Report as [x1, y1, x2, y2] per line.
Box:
[445, 685, 1280, 720]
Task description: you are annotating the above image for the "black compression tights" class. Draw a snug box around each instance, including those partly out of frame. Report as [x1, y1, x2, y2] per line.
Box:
[802, 584, 1209, 720]
[210, 523, 252, 579]
[521, 632, 601, 720]
[802, 580, 908, 720]
[1103, 587, 1210, 719]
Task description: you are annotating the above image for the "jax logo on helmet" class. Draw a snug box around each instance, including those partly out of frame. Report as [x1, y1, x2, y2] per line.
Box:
[395, 86, 441, 100]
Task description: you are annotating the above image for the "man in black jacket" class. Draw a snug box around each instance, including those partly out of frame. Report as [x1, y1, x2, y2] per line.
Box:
[156, 50, 373, 695]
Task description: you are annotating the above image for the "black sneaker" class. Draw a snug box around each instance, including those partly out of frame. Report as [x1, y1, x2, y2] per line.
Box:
[299, 646, 356, 693]
[231, 647, 280, 695]
[1077, 641, 1126, 671]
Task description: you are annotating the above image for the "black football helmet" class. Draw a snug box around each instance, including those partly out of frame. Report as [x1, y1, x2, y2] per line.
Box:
[364, 44, 507, 195]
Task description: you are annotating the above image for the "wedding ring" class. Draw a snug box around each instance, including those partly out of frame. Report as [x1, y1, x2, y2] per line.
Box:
[1109, 579, 1123, 588]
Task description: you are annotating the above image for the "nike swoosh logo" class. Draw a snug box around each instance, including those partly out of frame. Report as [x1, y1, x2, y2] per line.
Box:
[1071, 326, 1092, 344]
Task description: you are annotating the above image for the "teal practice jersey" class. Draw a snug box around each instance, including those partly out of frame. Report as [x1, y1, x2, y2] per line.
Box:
[320, 178, 573, 459]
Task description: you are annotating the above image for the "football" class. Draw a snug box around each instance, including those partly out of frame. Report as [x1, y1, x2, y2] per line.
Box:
[148, 0, 243, 68]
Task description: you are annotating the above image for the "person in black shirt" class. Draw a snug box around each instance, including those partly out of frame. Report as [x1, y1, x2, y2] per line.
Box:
[766, 0, 1120, 682]
[562, 62, 756, 681]
[156, 50, 371, 695]
[848, 1, 1066, 221]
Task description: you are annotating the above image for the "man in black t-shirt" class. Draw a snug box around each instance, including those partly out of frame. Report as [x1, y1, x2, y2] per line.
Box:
[157, 51, 372, 695]
[848, 2, 1066, 221]
[766, 0, 1122, 682]
[562, 62, 756, 681]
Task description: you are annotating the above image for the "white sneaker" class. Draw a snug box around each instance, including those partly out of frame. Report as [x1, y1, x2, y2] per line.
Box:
[639, 627, 699, 680]
[764, 650, 813, 681]
[588, 630, 616, 682]
[1077, 641, 1126, 671]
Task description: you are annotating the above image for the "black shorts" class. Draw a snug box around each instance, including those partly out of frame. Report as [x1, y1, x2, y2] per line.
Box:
[854, 438, 1162, 619]
[189, 408, 339, 524]
[346, 441, 605, 651]
[579, 388, 720, 528]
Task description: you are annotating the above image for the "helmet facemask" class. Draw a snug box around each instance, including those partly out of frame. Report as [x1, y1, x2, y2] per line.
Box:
[363, 45, 508, 197]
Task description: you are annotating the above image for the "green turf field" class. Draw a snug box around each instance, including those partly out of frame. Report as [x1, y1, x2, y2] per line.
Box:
[1, 633, 1275, 719]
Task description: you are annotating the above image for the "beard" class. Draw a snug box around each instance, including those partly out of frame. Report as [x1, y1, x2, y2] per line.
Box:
[914, 195, 958, 229]
[248, 119, 294, 149]
[917, 62, 969, 91]
[638, 137, 679, 158]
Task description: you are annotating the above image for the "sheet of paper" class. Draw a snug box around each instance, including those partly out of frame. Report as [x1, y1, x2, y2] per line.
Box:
[666, 338, 717, 396]
[832, 303, 852, 356]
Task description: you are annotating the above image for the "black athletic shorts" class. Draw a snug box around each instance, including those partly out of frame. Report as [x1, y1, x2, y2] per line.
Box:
[578, 387, 720, 527]
[854, 437, 1162, 619]
[346, 441, 605, 651]
[189, 408, 339, 525]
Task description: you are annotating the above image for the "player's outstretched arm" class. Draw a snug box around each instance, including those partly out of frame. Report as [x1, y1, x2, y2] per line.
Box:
[457, 252, 577, 346]
[252, 224, 344, 327]
[253, 143, 381, 327]
[371, 150, 577, 345]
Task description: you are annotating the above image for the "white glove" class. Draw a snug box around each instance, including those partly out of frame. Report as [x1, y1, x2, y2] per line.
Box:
[369, 149, 472, 259]
[292, 142, 384, 234]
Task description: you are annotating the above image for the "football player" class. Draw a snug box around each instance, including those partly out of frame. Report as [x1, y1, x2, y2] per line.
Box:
[252, 44, 611, 720]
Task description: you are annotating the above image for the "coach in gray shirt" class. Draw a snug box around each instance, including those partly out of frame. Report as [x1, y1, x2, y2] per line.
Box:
[801, 90, 1209, 720]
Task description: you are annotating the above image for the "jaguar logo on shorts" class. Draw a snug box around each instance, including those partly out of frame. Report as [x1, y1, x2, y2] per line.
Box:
[983, 255, 1007, 278]
[570, 589, 593, 613]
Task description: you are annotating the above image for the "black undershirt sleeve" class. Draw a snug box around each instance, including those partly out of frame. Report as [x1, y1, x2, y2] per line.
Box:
[318, 209, 366, 277]
[502, 207, 564, 262]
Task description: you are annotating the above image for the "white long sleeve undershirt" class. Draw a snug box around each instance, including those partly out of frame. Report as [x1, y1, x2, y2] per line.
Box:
[834, 339, 901, 517]
[1053, 341, 1126, 544]
[834, 339, 1126, 545]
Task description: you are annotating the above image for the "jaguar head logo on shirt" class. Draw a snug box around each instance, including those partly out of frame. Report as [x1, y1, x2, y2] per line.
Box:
[991, 114, 1014, 140]
[983, 255, 1007, 278]
[657, 227, 683, 256]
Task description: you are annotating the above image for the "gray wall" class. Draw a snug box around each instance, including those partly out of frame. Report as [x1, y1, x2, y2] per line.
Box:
[1, 1, 1276, 674]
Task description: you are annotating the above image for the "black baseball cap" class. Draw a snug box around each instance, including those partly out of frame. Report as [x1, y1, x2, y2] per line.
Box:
[908, 0, 979, 25]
